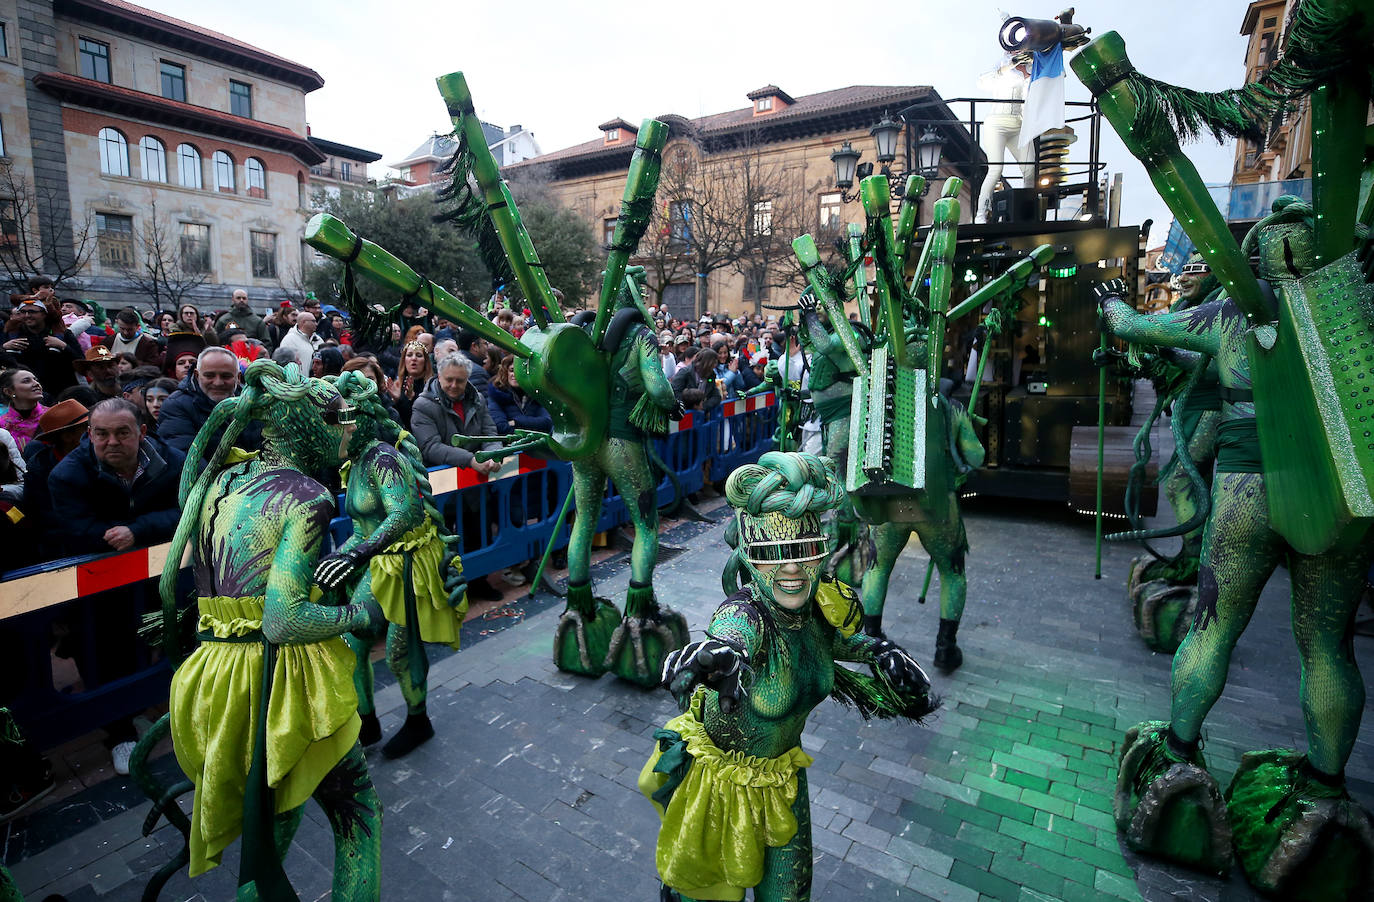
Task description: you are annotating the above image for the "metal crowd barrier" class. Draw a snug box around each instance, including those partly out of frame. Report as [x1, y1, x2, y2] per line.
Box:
[0, 393, 776, 746]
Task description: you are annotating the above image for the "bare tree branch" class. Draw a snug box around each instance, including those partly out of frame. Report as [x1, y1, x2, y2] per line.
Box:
[0, 161, 96, 291]
[117, 200, 209, 315]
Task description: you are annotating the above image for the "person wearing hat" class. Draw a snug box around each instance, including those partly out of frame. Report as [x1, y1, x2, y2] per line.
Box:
[59, 298, 98, 352]
[20, 398, 91, 559]
[161, 330, 206, 381]
[74, 345, 121, 400]
[100, 308, 163, 369]
[657, 329, 677, 379]
[2, 292, 80, 401]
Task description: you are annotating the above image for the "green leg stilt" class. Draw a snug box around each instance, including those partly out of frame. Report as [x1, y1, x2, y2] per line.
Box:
[914, 512, 969, 673]
[555, 462, 620, 676]
[859, 523, 911, 638]
[605, 439, 687, 686]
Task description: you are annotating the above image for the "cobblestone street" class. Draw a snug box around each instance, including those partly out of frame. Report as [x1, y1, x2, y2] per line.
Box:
[6, 498, 1372, 901]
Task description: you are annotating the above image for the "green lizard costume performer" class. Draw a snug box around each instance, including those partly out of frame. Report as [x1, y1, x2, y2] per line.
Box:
[642, 451, 937, 902]
[1117, 255, 1224, 650]
[796, 297, 873, 587]
[160, 360, 383, 900]
[1069, 3, 1374, 893]
[316, 371, 468, 759]
[305, 72, 688, 690]
[559, 274, 688, 685]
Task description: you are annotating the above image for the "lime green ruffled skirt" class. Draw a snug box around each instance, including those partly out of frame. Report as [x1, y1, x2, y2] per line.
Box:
[169, 596, 360, 876]
[638, 699, 813, 901]
[371, 521, 465, 649]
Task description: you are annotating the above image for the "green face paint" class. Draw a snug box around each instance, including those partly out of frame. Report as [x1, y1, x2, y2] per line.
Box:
[738, 510, 826, 612]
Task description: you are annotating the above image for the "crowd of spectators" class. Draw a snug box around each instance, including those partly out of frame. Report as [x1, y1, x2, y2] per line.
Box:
[0, 279, 795, 775]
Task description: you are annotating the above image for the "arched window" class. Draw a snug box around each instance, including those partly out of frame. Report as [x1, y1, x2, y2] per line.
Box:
[212, 151, 235, 193]
[177, 143, 202, 189]
[139, 136, 167, 182]
[98, 127, 129, 176]
[245, 157, 267, 198]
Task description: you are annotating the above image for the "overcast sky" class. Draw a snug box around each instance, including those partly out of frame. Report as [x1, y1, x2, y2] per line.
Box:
[143, 0, 1251, 246]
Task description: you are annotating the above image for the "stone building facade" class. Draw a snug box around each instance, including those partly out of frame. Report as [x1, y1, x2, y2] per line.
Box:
[1, 0, 328, 315]
[506, 84, 977, 319]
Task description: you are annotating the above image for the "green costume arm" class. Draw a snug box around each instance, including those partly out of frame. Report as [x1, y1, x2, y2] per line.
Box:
[637, 333, 677, 411]
[263, 495, 370, 645]
[830, 628, 887, 665]
[1101, 298, 1224, 357]
[706, 600, 765, 662]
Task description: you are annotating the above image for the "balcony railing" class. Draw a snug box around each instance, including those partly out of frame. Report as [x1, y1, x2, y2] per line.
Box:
[309, 165, 371, 185]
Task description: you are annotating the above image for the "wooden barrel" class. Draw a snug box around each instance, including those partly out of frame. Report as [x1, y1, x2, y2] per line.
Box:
[1069, 425, 1158, 517]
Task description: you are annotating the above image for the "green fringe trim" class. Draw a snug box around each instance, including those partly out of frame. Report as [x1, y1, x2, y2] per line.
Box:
[630, 393, 670, 436]
[432, 122, 515, 292]
[830, 664, 940, 723]
[1124, 1, 1369, 144]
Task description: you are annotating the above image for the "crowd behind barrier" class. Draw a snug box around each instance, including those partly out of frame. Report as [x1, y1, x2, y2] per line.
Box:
[0, 394, 777, 747]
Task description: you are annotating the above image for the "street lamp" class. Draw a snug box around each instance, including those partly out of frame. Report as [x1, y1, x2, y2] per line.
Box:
[917, 127, 946, 180]
[831, 141, 862, 198]
[870, 114, 902, 164]
[831, 112, 944, 202]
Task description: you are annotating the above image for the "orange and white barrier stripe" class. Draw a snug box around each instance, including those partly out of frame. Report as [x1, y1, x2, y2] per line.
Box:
[1, 453, 552, 620]
[667, 392, 775, 433]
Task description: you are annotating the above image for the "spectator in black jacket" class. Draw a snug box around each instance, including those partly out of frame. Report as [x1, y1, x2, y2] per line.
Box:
[1, 294, 80, 401]
[487, 354, 552, 435]
[48, 399, 184, 556]
[157, 346, 241, 454]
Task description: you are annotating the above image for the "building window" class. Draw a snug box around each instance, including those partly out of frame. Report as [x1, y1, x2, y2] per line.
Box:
[1263, 16, 1277, 27]
[0, 23, 8, 59]
[212, 151, 235, 193]
[229, 80, 252, 118]
[1, 200, 19, 249]
[669, 200, 692, 248]
[0, 116, 5, 158]
[96, 212, 134, 268]
[98, 127, 129, 176]
[819, 192, 842, 231]
[742, 266, 768, 303]
[339, 161, 352, 182]
[139, 136, 167, 182]
[177, 143, 202, 188]
[603, 217, 617, 247]
[160, 61, 186, 102]
[180, 223, 210, 273]
[755, 96, 773, 113]
[605, 127, 619, 143]
[751, 200, 773, 237]
[250, 231, 277, 279]
[79, 38, 110, 83]
[246, 157, 266, 198]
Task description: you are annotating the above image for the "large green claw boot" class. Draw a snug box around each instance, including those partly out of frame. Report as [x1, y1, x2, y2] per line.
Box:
[553, 580, 621, 677]
[605, 582, 687, 688]
[1133, 583, 1198, 654]
[1115, 721, 1233, 874]
[1225, 750, 1374, 901]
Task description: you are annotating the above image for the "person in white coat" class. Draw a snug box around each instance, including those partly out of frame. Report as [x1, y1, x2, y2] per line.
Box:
[277, 311, 323, 373]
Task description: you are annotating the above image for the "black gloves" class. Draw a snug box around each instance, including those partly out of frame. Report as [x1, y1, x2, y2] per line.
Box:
[871, 639, 931, 696]
[314, 547, 365, 590]
[661, 637, 749, 713]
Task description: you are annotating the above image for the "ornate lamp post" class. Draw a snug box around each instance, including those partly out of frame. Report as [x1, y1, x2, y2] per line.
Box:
[831, 112, 946, 202]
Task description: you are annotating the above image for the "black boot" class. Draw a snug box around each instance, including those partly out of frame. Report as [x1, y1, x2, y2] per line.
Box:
[861, 613, 885, 638]
[934, 618, 963, 673]
[381, 713, 434, 759]
[358, 712, 381, 747]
